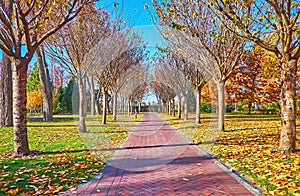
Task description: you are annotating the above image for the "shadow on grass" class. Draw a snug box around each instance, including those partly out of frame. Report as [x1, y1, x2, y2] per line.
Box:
[224, 126, 280, 132]
[42, 149, 90, 155]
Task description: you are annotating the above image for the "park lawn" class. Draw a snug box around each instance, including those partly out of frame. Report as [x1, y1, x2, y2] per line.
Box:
[0, 114, 142, 195]
[163, 113, 300, 196]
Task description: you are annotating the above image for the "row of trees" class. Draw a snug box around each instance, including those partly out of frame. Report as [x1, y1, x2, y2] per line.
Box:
[152, 0, 299, 153]
[0, 1, 148, 156]
[0, 0, 93, 156]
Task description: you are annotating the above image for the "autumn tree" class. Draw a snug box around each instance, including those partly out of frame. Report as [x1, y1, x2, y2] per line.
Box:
[0, 0, 91, 156]
[212, 0, 299, 153]
[227, 45, 280, 113]
[153, 0, 245, 131]
[27, 90, 43, 114]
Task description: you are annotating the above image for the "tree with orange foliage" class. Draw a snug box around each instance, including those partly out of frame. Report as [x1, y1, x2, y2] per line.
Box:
[227, 45, 280, 114]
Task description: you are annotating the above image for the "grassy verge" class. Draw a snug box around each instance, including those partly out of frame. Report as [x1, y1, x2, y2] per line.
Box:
[162, 112, 300, 196]
[0, 113, 143, 195]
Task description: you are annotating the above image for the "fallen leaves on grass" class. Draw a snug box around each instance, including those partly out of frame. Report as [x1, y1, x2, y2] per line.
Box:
[0, 114, 134, 195]
[208, 116, 300, 195]
[0, 152, 104, 195]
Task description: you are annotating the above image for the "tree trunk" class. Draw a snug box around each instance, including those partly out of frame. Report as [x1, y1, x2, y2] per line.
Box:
[127, 99, 131, 116]
[0, 53, 13, 126]
[138, 99, 142, 113]
[278, 58, 297, 153]
[35, 46, 53, 122]
[248, 102, 251, 114]
[130, 100, 133, 115]
[107, 97, 111, 114]
[95, 88, 101, 114]
[168, 100, 172, 115]
[178, 96, 182, 119]
[173, 98, 176, 116]
[113, 92, 117, 121]
[12, 59, 30, 156]
[78, 76, 87, 132]
[195, 87, 201, 124]
[102, 88, 108, 124]
[184, 93, 188, 120]
[89, 77, 96, 115]
[217, 80, 225, 132]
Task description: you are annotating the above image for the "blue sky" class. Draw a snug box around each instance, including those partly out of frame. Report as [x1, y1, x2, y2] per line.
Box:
[1, 0, 163, 66]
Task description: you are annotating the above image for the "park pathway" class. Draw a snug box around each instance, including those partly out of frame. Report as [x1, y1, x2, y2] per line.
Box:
[65, 112, 258, 196]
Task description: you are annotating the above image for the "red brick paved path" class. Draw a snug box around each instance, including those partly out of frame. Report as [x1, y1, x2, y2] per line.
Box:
[65, 112, 256, 196]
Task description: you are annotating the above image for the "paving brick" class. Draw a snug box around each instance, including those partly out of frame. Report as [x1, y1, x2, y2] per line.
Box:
[63, 113, 255, 196]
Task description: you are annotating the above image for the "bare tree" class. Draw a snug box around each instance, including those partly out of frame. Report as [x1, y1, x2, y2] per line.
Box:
[35, 46, 53, 122]
[150, 80, 176, 114]
[119, 66, 148, 116]
[159, 50, 210, 123]
[46, 5, 109, 132]
[154, 56, 192, 120]
[87, 31, 145, 123]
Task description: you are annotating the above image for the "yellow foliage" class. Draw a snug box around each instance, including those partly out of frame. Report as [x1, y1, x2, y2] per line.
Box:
[27, 90, 43, 110]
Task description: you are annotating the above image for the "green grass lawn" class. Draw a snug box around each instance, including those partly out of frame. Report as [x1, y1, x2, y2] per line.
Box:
[0, 113, 142, 195]
[162, 112, 300, 196]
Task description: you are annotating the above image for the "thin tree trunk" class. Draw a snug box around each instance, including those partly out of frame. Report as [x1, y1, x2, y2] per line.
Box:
[168, 100, 172, 115]
[173, 98, 176, 116]
[102, 88, 108, 124]
[36, 46, 53, 122]
[130, 100, 133, 115]
[107, 97, 111, 114]
[95, 88, 101, 114]
[248, 102, 251, 114]
[138, 99, 142, 113]
[12, 59, 29, 156]
[127, 99, 131, 116]
[278, 58, 297, 153]
[217, 80, 225, 132]
[195, 87, 201, 124]
[184, 93, 188, 120]
[89, 77, 96, 115]
[78, 76, 87, 132]
[0, 53, 13, 126]
[113, 92, 117, 121]
[122, 97, 126, 115]
[178, 96, 182, 119]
